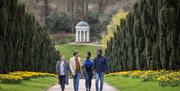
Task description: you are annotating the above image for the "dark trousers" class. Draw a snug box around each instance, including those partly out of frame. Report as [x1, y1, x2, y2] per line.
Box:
[58, 75, 66, 91]
[84, 72, 93, 91]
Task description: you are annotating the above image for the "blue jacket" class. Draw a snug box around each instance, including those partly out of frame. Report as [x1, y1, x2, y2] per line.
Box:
[93, 55, 108, 73]
[82, 58, 93, 73]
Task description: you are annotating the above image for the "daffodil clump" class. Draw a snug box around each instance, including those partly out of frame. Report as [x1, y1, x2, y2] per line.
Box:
[107, 71, 130, 77]
[0, 71, 56, 84]
[157, 71, 180, 87]
[106, 70, 180, 87]
[0, 74, 23, 83]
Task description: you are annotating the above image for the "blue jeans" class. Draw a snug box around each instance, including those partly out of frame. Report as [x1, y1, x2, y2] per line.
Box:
[84, 72, 93, 91]
[73, 73, 81, 91]
[95, 72, 104, 91]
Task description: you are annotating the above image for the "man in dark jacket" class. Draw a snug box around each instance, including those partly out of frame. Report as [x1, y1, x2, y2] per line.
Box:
[93, 49, 108, 91]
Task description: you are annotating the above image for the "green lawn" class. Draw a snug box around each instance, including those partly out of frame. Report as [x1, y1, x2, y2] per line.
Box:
[105, 75, 180, 91]
[55, 44, 100, 60]
[50, 33, 75, 44]
[0, 77, 56, 91]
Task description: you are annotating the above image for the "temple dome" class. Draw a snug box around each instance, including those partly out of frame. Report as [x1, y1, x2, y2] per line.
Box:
[75, 21, 89, 28]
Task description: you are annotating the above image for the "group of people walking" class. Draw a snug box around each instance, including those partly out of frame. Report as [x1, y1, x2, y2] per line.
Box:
[56, 49, 108, 91]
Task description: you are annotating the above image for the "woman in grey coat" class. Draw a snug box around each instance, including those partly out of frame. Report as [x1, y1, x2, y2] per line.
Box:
[56, 55, 69, 91]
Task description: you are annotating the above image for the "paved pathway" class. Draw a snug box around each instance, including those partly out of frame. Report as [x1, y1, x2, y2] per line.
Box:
[69, 42, 103, 47]
[47, 79, 117, 91]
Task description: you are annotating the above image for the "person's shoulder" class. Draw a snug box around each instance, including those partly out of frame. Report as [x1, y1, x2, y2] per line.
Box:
[78, 57, 81, 60]
[56, 61, 60, 65]
[69, 57, 74, 62]
[57, 60, 60, 63]
[70, 57, 74, 60]
[82, 58, 86, 64]
[64, 60, 68, 64]
[94, 57, 98, 60]
[102, 56, 107, 60]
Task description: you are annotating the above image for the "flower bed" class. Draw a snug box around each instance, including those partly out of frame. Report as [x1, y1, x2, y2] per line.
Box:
[0, 74, 23, 83]
[106, 70, 180, 87]
[0, 71, 56, 84]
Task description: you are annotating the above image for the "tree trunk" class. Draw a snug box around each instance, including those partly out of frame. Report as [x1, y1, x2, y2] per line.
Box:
[43, 0, 49, 26]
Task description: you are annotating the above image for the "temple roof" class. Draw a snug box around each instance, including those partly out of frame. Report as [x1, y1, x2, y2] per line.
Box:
[75, 21, 89, 29]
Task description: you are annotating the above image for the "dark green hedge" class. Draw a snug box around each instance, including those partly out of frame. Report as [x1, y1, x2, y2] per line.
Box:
[105, 0, 180, 72]
[0, 0, 59, 73]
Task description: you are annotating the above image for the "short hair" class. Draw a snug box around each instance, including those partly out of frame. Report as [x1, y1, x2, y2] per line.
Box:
[60, 54, 63, 58]
[87, 51, 91, 57]
[73, 51, 79, 56]
[97, 49, 102, 54]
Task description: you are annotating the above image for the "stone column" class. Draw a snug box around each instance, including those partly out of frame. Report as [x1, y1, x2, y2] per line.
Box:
[79, 30, 82, 42]
[86, 31, 88, 42]
[85, 31, 87, 42]
[87, 30, 90, 42]
[83, 30, 86, 42]
[78, 31, 80, 42]
[76, 30, 78, 42]
[81, 31, 83, 42]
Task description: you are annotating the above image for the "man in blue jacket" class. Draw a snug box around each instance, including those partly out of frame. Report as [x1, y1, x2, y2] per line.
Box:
[93, 49, 108, 91]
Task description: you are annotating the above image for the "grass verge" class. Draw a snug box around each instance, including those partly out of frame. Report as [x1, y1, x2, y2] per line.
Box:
[0, 77, 56, 91]
[105, 75, 180, 91]
[55, 44, 100, 60]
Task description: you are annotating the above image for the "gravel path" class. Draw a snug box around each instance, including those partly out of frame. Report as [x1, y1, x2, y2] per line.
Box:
[47, 79, 117, 91]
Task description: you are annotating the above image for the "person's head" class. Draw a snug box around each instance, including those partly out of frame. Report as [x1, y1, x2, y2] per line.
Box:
[96, 49, 102, 56]
[61, 55, 65, 61]
[73, 51, 79, 57]
[86, 51, 91, 59]
[59, 55, 65, 61]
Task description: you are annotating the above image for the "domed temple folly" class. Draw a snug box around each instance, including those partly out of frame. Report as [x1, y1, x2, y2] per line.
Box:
[75, 21, 90, 42]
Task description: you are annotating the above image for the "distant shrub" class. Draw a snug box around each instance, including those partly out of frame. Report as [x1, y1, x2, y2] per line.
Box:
[47, 12, 71, 33]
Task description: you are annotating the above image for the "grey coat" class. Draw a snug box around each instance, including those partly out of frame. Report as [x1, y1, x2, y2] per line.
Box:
[56, 60, 69, 84]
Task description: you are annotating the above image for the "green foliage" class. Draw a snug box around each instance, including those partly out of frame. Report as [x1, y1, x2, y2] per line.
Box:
[50, 34, 75, 44]
[105, 75, 180, 91]
[0, 77, 56, 91]
[0, 0, 59, 73]
[87, 11, 101, 37]
[47, 12, 71, 33]
[105, 0, 180, 72]
[101, 10, 128, 48]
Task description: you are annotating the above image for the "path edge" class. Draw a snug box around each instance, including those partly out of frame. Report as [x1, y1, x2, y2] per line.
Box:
[44, 81, 58, 91]
[105, 82, 119, 91]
